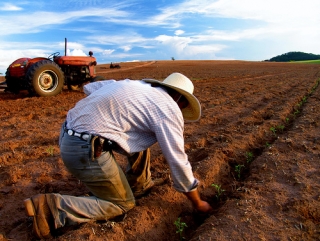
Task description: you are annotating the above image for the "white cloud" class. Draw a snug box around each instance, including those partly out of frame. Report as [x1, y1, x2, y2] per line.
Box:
[67, 49, 87, 56]
[0, 3, 22, 11]
[154, 34, 226, 60]
[140, 4, 183, 28]
[175, 30, 185, 36]
[0, 7, 129, 36]
[157, 0, 320, 47]
[102, 49, 115, 56]
[60, 41, 85, 50]
[85, 32, 150, 47]
[169, 0, 320, 23]
[156, 35, 191, 46]
[121, 46, 132, 52]
[194, 27, 274, 42]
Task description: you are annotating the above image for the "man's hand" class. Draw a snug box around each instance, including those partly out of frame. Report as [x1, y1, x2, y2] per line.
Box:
[183, 189, 213, 213]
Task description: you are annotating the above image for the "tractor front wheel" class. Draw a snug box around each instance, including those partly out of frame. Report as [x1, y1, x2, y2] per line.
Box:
[26, 60, 64, 97]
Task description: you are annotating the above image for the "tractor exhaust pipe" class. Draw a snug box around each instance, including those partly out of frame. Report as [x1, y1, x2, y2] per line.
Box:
[65, 38, 67, 56]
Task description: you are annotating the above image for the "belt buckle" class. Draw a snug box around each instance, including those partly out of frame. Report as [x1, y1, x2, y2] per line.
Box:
[67, 129, 74, 136]
[82, 134, 90, 141]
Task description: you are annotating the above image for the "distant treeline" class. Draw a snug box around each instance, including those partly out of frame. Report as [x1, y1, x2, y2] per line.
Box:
[265, 51, 320, 62]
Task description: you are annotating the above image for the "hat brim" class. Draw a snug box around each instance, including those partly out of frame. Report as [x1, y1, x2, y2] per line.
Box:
[143, 79, 201, 122]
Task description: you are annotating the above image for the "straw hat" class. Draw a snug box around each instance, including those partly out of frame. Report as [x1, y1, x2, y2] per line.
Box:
[143, 72, 201, 122]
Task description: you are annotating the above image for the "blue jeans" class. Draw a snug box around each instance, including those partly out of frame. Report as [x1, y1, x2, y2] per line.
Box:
[47, 124, 137, 229]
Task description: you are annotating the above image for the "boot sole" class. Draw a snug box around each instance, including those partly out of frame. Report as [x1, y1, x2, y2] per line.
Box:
[24, 196, 51, 239]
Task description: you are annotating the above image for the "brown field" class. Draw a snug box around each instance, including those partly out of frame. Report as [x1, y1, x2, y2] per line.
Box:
[0, 60, 319, 241]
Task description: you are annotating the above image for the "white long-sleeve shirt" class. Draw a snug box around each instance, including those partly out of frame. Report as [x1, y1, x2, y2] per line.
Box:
[66, 79, 198, 192]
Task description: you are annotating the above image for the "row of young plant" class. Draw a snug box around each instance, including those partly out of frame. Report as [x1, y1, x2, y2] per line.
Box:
[174, 78, 320, 240]
[223, 77, 319, 187]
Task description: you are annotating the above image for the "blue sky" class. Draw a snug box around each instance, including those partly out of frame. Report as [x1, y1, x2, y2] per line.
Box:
[0, 0, 319, 74]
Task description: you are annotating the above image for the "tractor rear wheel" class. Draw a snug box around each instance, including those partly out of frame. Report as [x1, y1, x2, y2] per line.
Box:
[5, 69, 21, 94]
[26, 60, 64, 97]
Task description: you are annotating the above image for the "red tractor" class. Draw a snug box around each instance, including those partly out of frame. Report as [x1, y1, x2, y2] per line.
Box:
[3, 38, 104, 97]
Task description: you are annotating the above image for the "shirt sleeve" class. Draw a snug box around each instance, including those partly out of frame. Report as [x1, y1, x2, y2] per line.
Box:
[153, 114, 199, 193]
[83, 79, 116, 96]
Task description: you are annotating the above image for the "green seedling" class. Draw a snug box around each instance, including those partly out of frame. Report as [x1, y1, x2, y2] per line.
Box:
[285, 117, 290, 123]
[174, 217, 187, 241]
[245, 151, 254, 163]
[302, 96, 307, 103]
[277, 125, 285, 132]
[46, 146, 54, 156]
[211, 183, 225, 199]
[265, 142, 271, 148]
[311, 80, 319, 93]
[235, 164, 245, 179]
[270, 127, 277, 135]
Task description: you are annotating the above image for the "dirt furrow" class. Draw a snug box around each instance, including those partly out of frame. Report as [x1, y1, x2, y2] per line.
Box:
[190, 76, 320, 241]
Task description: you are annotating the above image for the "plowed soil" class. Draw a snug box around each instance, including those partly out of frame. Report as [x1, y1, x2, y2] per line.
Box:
[0, 60, 319, 241]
